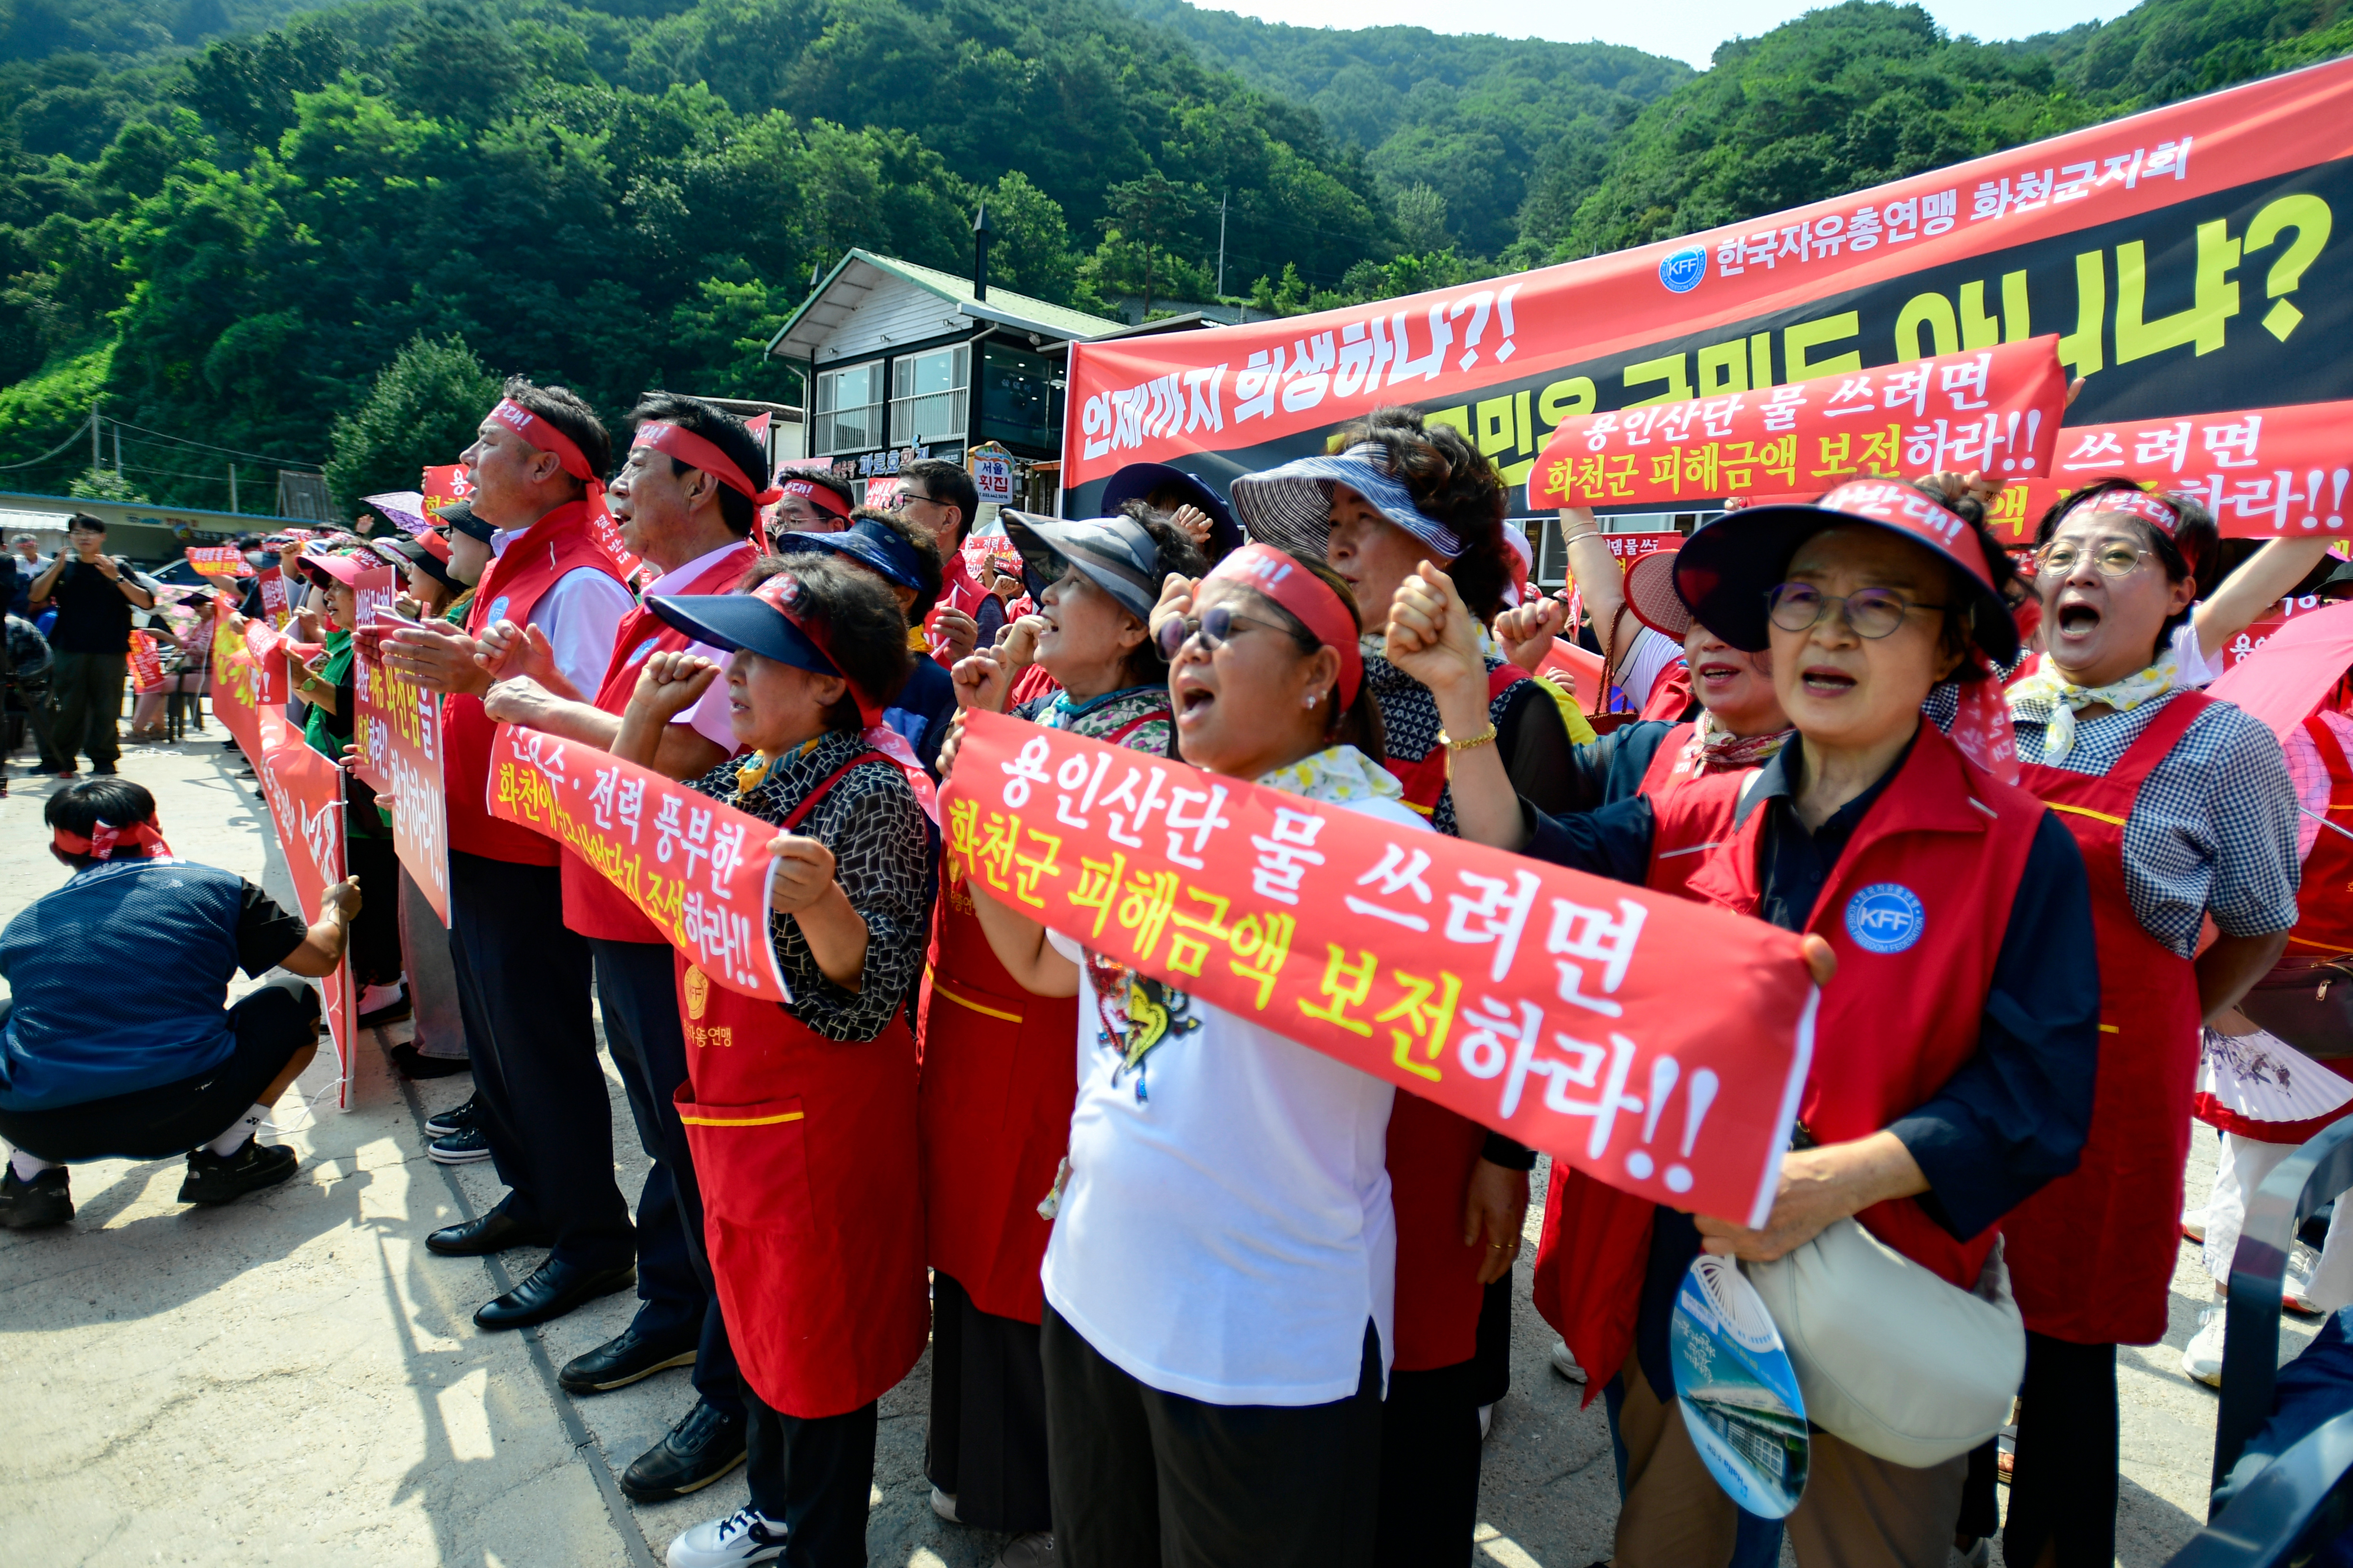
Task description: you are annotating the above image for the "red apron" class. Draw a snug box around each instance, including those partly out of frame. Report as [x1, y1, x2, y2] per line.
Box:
[560, 541, 759, 941]
[1387, 1091, 1493, 1370]
[915, 706, 1165, 1323]
[2287, 714, 2353, 957]
[445, 500, 628, 865]
[1386, 662, 1531, 816]
[2005, 692, 2211, 1346]
[672, 753, 929, 1418]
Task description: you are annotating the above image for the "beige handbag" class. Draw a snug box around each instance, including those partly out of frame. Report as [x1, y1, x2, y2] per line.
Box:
[1741, 1220, 2025, 1469]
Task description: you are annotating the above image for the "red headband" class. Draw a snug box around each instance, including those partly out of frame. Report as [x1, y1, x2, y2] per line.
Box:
[750, 572, 882, 726]
[632, 422, 784, 508]
[54, 814, 169, 861]
[2076, 489, 2182, 538]
[781, 477, 853, 521]
[1814, 479, 1994, 589]
[492, 397, 605, 508]
[1205, 542, 1364, 709]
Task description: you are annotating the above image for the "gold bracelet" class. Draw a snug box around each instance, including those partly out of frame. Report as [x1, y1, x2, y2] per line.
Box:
[1438, 723, 1498, 753]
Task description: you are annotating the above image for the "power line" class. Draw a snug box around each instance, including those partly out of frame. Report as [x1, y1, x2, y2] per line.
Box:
[104, 416, 322, 470]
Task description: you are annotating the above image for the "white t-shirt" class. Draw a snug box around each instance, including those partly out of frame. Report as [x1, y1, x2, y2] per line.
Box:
[1039, 790, 1426, 1407]
[1617, 626, 1684, 711]
[2171, 616, 2224, 688]
[487, 527, 636, 695]
[631, 540, 753, 749]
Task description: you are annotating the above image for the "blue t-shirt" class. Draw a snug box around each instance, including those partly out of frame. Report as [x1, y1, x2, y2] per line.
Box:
[0, 858, 308, 1110]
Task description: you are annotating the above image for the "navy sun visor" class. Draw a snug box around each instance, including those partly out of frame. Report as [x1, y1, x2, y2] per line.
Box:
[1229, 442, 1462, 562]
[1102, 462, 1243, 559]
[772, 517, 926, 592]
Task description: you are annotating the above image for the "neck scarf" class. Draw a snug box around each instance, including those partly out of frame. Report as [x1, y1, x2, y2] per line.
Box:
[1256, 744, 1407, 808]
[1685, 709, 1792, 774]
[2007, 647, 2181, 763]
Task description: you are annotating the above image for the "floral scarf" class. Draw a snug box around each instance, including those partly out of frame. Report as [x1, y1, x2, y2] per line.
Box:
[1677, 709, 1793, 775]
[2007, 648, 2182, 764]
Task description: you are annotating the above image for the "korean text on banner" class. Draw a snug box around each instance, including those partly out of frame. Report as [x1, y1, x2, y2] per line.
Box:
[208, 614, 282, 755]
[1063, 59, 2353, 512]
[127, 629, 163, 693]
[256, 565, 289, 628]
[256, 722, 358, 1110]
[1530, 338, 2067, 509]
[942, 710, 1819, 1225]
[185, 545, 249, 579]
[353, 571, 451, 925]
[421, 463, 472, 518]
[484, 724, 792, 1003]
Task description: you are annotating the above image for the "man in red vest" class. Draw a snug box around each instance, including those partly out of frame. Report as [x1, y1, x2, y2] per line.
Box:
[379, 380, 639, 1332]
[476, 393, 769, 1500]
[893, 458, 1008, 664]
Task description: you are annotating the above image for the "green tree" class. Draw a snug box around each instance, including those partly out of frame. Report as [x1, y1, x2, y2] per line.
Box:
[323, 334, 501, 516]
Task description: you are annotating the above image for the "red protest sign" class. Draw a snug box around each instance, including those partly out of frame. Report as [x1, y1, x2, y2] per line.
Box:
[942, 710, 1817, 1223]
[354, 583, 451, 925]
[208, 614, 285, 755]
[484, 725, 788, 1001]
[255, 718, 358, 1110]
[1529, 336, 2067, 509]
[421, 463, 473, 518]
[256, 565, 290, 628]
[128, 629, 164, 693]
[185, 545, 251, 579]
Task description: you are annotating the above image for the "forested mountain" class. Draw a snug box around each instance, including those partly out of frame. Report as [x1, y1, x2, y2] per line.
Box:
[0, 0, 2341, 514]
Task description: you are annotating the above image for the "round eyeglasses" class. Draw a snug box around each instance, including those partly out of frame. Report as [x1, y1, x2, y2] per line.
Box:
[1765, 582, 1946, 640]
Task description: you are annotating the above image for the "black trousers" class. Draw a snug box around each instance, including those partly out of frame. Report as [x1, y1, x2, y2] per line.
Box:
[47, 649, 124, 769]
[1375, 1358, 1483, 1567]
[0, 979, 318, 1160]
[744, 1386, 878, 1568]
[1998, 1333, 2118, 1567]
[1042, 1305, 1382, 1568]
[592, 936, 741, 1415]
[346, 833, 402, 991]
[445, 850, 631, 1270]
[927, 1272, 1052, 1533]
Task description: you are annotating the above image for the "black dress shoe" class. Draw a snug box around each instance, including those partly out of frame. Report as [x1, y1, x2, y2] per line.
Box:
[425, 1208, 551, 1257]
[620, 1399, 749, 1502]
[561, 1322, 699, 1394]
[474, 1256, 636, 1331]
[391, 1043, 471, 1080]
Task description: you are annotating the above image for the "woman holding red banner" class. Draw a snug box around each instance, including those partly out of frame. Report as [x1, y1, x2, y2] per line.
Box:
[949, 542, 1409, 1568]
[1399, 478, 2101, 1568]
[1231, 406, 1568, 1566]
[611, 553, 931, 1568]
[1498, 506, 1697, 722]
[913, 502, 1204, 1568]
[1984, 479, 2300, 1568]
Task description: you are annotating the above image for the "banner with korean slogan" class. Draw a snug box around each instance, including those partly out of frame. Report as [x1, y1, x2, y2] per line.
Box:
[127, 629, 164, 694]
[1529, 337, 2068, 511]
[256, 720, 359, 1110]
[483, 724, 792, 1003]
[352, 573, 452, 925]
[1064, 58, 2353, 516]
[942, 710, 1821, 1225]
[185, 545, 250, 580]
[208, 612, 284, 758]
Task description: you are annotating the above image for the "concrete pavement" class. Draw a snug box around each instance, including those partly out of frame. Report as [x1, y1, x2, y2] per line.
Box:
[0, 733, 2322, 1566]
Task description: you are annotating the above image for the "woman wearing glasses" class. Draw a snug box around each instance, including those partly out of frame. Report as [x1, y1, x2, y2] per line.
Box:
[1986, 481, 2299, 1568]
[1232, 409, 1570, 1567]
[948, 543, 1409, 1567]
[1393, 479, 2101, 1567]
[916, 503, 1204, 1568]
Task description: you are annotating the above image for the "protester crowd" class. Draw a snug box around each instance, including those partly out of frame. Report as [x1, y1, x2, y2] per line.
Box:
[3, 371, 2350, 1568]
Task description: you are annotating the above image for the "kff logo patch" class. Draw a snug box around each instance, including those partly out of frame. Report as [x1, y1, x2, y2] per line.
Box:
[1844, 883, 1925, 955]
[1658, 246, 1707, 295]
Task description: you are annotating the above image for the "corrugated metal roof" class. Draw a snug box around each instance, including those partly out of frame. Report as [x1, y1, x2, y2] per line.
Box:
[767, 249, 1126, 361]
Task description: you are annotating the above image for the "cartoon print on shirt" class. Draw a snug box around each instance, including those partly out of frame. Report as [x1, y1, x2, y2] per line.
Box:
[1084, 949, 1200, 1102]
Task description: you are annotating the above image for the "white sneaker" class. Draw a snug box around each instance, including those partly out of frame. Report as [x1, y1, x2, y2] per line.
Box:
[929, 1485, 960, 1523]
[668, 1507, 786, 1567]
[1548, 1339, 1588, 1383]
[2284, 1244, 2323, 1314]
[995, 1533, 1056, 1568]
[2181, 1206, 2207, 1243]
[2182, 1306, 2227, 1387]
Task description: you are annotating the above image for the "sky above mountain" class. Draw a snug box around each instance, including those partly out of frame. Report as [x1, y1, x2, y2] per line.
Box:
[1188, 1, 2131, 68]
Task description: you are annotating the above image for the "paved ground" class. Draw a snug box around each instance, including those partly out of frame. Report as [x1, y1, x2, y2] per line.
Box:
[0, 733, 2324, 1567]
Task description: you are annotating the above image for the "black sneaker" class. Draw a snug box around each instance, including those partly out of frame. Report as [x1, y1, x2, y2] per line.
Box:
[92, 762, 118, 776]
[428, 1123, 491, 1164]
[391, 1043, 471, 1080]
[178, 1139, 299, 1205]
[0, 1165, 72, 1229]
[425, 1095, 478, 1137]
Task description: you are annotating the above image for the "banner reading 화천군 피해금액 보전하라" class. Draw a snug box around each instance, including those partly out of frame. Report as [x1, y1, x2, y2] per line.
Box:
[1064, 56, 2353, 521]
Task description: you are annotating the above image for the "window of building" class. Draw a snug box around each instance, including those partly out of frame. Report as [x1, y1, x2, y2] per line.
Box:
[889, 345, 969, 446]
[979, 342, 1058, 451]
[815, 362, 884, 456]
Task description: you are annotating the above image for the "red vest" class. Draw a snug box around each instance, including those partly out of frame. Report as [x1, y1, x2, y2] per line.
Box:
[1536, 723, 2045, 1388]
[559, 540, 759, 942]
[1386, 662, 1531, 816]
[2003, 690, 2209, 1345]
[1639, 662, 1695, 722]
[671, 753, 929, 1418]
[1638, 720, 1745, 899]
[2289, 713, 2353, 958]
[915, 706, 1164, 1323]
[444, 501, 628, 865]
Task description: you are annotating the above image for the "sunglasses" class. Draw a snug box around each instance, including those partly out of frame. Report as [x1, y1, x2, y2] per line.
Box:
[1765, 582, 1946, 640]
[1154, 602, 1292, 660]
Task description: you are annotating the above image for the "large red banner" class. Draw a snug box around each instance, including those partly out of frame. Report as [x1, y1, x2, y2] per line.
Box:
[1064, 59, 2353, 515]
[1529, 337, 2068, 509]
[127, 629, 163, 693]
[941, 710, 1818, 1223]
[350, 568, 451, 925]
[184, 545, 250, 580]
[484, 724, 791, 1002]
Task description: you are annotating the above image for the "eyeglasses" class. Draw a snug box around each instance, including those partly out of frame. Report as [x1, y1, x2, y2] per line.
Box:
[1154, 602, 1291, 660]
[892, 490, 937, 509]
[1765, 582, 1945, 640]
[2036, 539, 2152, 579]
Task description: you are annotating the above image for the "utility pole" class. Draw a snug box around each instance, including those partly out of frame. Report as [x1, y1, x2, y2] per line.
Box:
[229, 462, 239, 514]
[112, 422, 121, 474]
[90, 407, 99, 470]
[1217, 191, 1228, 305]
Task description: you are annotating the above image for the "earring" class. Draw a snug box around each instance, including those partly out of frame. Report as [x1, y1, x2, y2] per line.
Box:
[1303, 692, 1317, 709]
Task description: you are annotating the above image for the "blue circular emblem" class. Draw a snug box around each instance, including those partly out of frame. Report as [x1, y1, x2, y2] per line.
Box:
[485, 595, 511, 625]
[1658, 245, 1708, 295]
[1844, 883, 1925, 955]
[625, 635, 661, 668]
